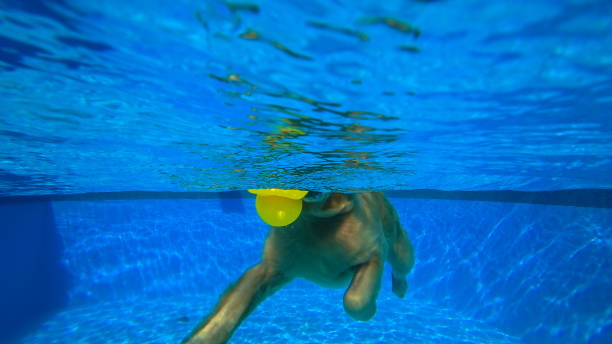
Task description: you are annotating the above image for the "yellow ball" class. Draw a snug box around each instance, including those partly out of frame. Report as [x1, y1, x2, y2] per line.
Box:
[255, 194, 302, 227]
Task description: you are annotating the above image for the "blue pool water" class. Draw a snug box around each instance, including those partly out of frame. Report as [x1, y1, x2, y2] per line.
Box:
[0, 0, 611, 343]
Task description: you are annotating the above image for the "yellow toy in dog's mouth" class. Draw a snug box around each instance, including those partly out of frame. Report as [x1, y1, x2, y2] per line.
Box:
[248, 189, 308, 227]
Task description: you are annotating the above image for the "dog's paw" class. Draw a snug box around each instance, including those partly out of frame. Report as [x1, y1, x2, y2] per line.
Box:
[392, 275, 408, 298]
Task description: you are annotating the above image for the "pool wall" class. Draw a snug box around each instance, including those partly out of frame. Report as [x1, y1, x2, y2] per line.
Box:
[0, 202, 71, 342]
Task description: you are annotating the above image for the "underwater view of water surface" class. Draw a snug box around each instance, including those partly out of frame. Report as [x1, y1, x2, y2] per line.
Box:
[0, 0, 611, 343]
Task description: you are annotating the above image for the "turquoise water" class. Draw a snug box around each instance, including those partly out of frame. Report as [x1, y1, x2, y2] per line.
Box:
[0, 0, 611, 343]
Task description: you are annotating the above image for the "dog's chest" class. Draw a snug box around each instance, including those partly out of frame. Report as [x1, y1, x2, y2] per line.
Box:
[309, 215, 380, 265]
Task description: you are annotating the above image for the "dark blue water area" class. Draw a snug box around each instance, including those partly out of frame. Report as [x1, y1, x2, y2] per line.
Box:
[0, 202, 71, 343]
[0, 193, 610, 343]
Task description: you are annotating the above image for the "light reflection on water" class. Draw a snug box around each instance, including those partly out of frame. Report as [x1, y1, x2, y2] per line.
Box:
[0, 0, 610, 195]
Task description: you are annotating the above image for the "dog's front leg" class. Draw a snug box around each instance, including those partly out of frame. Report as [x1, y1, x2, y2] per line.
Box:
[343, 256, 383, 321]
[183, 263, 290, 344]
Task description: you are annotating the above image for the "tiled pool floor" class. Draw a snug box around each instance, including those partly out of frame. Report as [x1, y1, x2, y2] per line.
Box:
[22, 289, 520, 344]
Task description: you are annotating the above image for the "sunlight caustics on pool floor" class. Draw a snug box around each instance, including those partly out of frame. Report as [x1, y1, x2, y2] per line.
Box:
[23, 292, 520, 344]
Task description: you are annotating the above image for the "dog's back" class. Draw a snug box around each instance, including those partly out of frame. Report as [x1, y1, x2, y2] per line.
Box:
[262, 192, 407, 287]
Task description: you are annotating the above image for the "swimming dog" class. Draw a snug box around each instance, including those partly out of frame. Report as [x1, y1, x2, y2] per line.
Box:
[183, 192, 415, 344]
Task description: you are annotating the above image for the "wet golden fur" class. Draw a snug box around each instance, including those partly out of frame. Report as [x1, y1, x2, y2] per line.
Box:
[184, 192, 414, 344]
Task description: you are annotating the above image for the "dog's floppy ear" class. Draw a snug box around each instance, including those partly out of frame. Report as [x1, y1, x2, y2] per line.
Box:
[304, 192, 353, 218]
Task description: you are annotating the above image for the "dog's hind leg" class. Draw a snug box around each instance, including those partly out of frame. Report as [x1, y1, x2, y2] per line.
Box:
[183, 263, 291, 344]
[389, 225, 415, 298]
